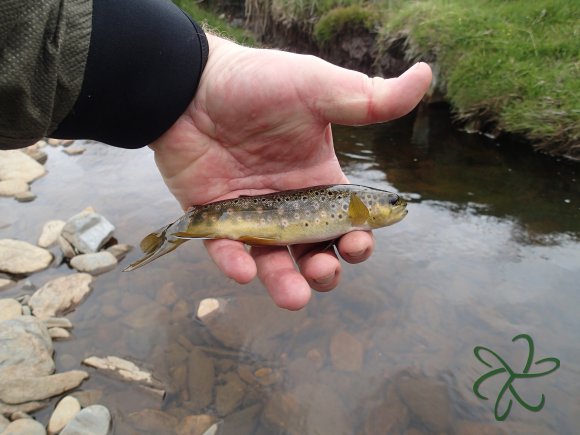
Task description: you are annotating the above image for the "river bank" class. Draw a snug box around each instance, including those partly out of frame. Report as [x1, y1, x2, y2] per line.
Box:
[185, 0, 579, 161]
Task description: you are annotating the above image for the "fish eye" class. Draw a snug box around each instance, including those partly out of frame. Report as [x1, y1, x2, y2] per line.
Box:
[389, 195, 399, 205]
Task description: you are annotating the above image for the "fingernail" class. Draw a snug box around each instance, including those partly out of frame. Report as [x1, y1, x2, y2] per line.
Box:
[314, 274, 334, 285]
[349, 249, 366, 258]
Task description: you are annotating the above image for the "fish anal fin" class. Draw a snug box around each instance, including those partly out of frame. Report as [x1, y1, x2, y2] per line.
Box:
[239, 236, 281, 246]
[348, 193, 370, 225]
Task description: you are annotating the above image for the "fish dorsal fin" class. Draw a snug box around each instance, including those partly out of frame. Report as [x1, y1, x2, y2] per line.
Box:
[348, 193, 370, 225]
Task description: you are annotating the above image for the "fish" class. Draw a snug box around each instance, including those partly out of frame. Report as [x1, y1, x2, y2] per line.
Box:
[124, 184, 407, 271]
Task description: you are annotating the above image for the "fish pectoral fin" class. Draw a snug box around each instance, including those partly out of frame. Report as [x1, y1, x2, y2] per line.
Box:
[348, 193, 370, 225]
[238, 236, 282, 246]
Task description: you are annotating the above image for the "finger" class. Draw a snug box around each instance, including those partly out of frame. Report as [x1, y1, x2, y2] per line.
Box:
[337, 231, 374, 264]
[251, 246, 312, 310]
[291, 244, 341, 292]
[314, 61, 432, 125]
[204, 239, 256, 284]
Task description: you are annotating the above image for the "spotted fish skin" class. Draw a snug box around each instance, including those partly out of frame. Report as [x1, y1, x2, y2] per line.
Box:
[124, 184, 407, 271]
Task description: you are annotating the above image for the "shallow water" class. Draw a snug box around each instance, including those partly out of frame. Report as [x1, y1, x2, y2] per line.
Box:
[1, 105, 579, 434]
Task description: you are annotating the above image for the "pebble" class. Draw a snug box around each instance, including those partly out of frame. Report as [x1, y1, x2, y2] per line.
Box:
[43, 317, 73, 329]
[62, 146, 86, 156]
[329, 330, 364, 372]
[28, 273, 93, 319]
[70, 251, 118, 275]
[155, 282, 179, 306]
[60, 405, 111, 435]
[187, 348, 215, 410]
[14, 190, 37, 202]
[38, 220, 66, 248]
[0, 277, 15, 291]
[47, 139, 74, 147]
[127, 409, 178, 433]
[58, 235, 76, 258]
[0, 298, 22, 321]
[0, 370, 88, 404]
[176, 414, 217, 435]
[0, 239, 53, 274]
[0, 150, 46, 183]
[22, 143, 48, 164]
[48, 327, 71, 340]
[0, 179, 29, 197]
[196, 298, 221, 320]
[215, 373, 245, 416]
[61, 211, 115, 254]
[0, 415, 9, 432]
[47, 396, 81, 434]
[106, 243, 133, 261]
[2, 418, 46, 435]
[70, 390, 103, 408]
[82, 355, 164, 392]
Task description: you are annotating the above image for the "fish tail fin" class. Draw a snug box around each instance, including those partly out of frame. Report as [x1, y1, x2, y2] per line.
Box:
[123, 223, 186, 272]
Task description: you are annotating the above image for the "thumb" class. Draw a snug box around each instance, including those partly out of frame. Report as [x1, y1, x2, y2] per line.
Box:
[314, 61, 432, 125]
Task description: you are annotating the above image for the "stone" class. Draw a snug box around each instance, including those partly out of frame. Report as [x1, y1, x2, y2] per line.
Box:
[329, 330, 364, 372]
[0, 277, 15, 291]
[82, 355, 164, 391]
[70, 252, 117, 275]
[60, 405, 111, 435]
[2, 418, 46, 435]
[196, 298, 221, 320]
[0, 370, 88, 404]
[215, 373, 245, 416]
[22, 143, 48, 165]
[43, 317, 73, 329]
[48, 396, 81, 434]
[127, 409, 178, 433]
[176, 414, 217, 435]
[28, 273, 93, 319]
[0, 401, 47, 416]
[62, 146, 86, 156]
[38, 220, 66, 248]
[48, 327, 71, 340]
[362, 385, 409, 435]
[106, 243, 133, 261]
[0, 414, 9, 432]
[220, 404, 262, 435]
[58, 236, 76, 258]
[14, 190, 36, 202]
[0, 317, 54, 379]
[0, 179, 29, 197]
[0, 150, 46, 183]
[61, 212, 115, 254]
[156, 282, 179, 306]
[0, 239, 52, 274]
[70, 390, 103, 408]
[0, 298, 21, 321]
[187, 348, 215, 410]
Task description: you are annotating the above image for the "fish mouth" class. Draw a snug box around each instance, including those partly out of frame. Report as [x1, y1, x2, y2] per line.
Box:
[392, 204, 408, 222]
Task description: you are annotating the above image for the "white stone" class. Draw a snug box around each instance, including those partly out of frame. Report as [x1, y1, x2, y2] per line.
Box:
[0, 239, 53, 274]
[29, 273, 93, 319]
[83, 355, 156, 385]
[61, 212, 115, 254]
[70, 252, 117, 275]
[60, 405, 111, 435]
[62, 146, 86, 156]
[0, 277, 15, 290]
[0, 150, 46, 183]
[196, 298, 221, 321]
[38, 220, 66, 248]
[0, 298, 22, 321]
[106, 243, 133, 261]
[48, 396, 81, 434]
[0, 414, 9, 432]
[14, 190, 37, 202]
[43, 317, 73, 329]
[2, 418, 46, 435]
[0, 370, 88, 404]
[48, 327, 71, 340]
[0, 179, 29, 197]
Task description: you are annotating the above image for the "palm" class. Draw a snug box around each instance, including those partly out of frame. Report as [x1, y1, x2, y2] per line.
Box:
[150, 36, 432, 310]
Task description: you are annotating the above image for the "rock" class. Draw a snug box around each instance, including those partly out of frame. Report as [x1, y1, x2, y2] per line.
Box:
[0, 150, 46, 183]
[14, 190, 36, 202]
[0, 401, 47, 416]
[0, 298, 22, 321]
[38, 220, 66, 248]
[28, 273, 93, 319]
[0, 239, 53, 274]
[62, 146, 86, 156]
[60, 405, 111, 435]
[82, 355, 164, 392]
[187, 348, 215, 410]
[58, 236, 76, 258]
[2, 418, 46, 435]
[70, 390, 103, 408]
[42, 317, 73, 329]
[48, 396, 81, 434]
[362, 385, 409, 435]
[196, 298, 221, 321]
[106, 243, 133, 261]
[0, 371, 88, 404]
[0, 414, 9, 432]
[0, 277, 15, 291]
[329, 330, 364, 372]
[156, 282, 179, 306]
[176, 414, 217, 435]
[48, 327, 71, 340]
[202, 423, 219, 435]
[215, 373, 245, 416]
[220, 404, 262, 435]
[61, 212, 115, 254]
[70, 252, 117, 275]
[127, 409, 178, 433]
[0, 317, 54, 379]
[0, 179, 29, 197]
[21, 143, 48, 165]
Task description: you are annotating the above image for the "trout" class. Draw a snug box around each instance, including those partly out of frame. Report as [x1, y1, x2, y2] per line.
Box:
[124, 184, 407, 271]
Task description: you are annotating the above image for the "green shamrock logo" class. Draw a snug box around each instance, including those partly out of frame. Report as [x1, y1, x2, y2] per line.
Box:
[473, 333, 560, 421]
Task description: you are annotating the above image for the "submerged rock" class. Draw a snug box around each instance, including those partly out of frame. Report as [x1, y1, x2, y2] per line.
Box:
[187, 348, 215, 410]
[70, 252, 117, 275]
[38, 220, 66, 248]
[14, 190, 37, 203]
[61, 212, 115, 254]
[47, 395, 81, 435]
[60, 405, 111, 435]
[0, 150, 46, 183]
[0, 239, 52, 274]
[0, 371, 88, 404]
[176, 414, 217, 435]
[329, 330, 364, 372]
[28, 273, 93, 319]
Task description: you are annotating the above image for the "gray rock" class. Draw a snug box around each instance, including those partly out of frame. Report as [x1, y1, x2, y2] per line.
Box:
[38, 220, 66, 248]
[0, 298, 22, 321]
[2, 418, 46, 435]
[0, 150, 46, 183]
[14, 190, 37, 203]
[48, 327, 71, 340]
[0, 239, 53, 274]
[0, 317, 54, 379]
[61, 212, 115, 254]
[42, 317, 73, 329]
[0, 414, 9, 432]
[0, 401, 48, 416]
[70, 252, 117, 275]
[0, 179, 29, 197]
[60, 405, 111, 435]
[28, 273, 93, 319]
[0, 370, 88, 404]
[105, 243, 133, 261]
[47, 395, 81, 435]
[58, 235, 76, 258]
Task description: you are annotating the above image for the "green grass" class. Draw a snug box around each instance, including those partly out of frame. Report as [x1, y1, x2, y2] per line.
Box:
[314, 5, 378, 43]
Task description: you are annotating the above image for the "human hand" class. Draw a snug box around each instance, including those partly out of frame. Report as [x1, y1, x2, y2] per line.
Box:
[150, 34, 431, 310]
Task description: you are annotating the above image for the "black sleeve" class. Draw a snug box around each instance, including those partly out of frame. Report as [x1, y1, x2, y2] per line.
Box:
[52, 0, 208, 148]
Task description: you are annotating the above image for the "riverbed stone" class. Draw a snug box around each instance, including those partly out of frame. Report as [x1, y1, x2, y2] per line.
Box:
[0, 371, 88, 404]
[48, 327, 71, 340]
[14, 190, 37, 202]
[38, 220, 66, 248]
[70, 390, 103, 408]
[42, 317, 73, 329]
[0, 414, 9, 431]
[176, 414, 217, 435]
[2, 418, 46, 435]
[127, 409, 178, 433]
[0, 278, 15, 291]
[22, 143, 48, 165]
[329, 330, 364, 372]
[106, 243, 133, 261]
[0, 239, 53, 274]
[62, 146, 86, 156]
[215, 373, 245, 416]
[58, 236, 76, 258]
[29, 273, 93, 319]
[70, 252, 117, 275]
[187, 348, 215, 410]
[82, 355, 164, 391]
[61, 212, 115, 254]
[0, 298, 22, 321]
[0, 179, 29, 197]
[0, 150, 46, 183]
[60, 405, 111, 435]
[47, 396, 81, 435]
